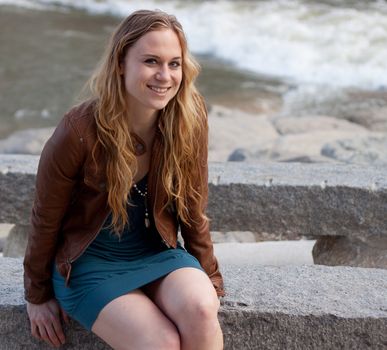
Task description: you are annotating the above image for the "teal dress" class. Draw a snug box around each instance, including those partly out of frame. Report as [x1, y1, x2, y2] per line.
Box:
[52, 175, 203, 330]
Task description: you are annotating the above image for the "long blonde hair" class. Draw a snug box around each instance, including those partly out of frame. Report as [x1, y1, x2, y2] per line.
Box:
[85, 10, 207, 234]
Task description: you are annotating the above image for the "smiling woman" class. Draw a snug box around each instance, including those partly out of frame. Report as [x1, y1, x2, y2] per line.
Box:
[23, 9, 224, 350]
[121, 29, 183, 115]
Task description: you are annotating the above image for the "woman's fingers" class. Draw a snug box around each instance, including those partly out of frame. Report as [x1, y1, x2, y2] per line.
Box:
[38, 320, 62, 348]
[30, 322, 40, 340]
[27, 299, 66, 348]
[52, 316, 66, 345]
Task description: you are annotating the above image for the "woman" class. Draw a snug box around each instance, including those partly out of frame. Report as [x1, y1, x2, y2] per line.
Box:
[23, 9, 225, 350]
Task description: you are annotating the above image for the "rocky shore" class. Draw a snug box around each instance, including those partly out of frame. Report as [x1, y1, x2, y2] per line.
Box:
[1, 88, 387, 167]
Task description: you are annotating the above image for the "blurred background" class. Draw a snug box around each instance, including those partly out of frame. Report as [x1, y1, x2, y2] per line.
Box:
[1, 0, 387, 165]
[1, 0, 387, 263]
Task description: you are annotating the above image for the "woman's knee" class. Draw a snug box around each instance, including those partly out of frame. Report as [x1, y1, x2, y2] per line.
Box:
[193, 294, 220, 320]
[179, 293, 221, 334]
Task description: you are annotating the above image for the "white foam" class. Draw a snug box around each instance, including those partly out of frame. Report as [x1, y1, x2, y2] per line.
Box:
[3, 0, 387, 89]
[0, 0, 46, 9]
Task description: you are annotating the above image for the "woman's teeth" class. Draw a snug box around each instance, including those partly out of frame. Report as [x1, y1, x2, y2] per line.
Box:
[149, 86, 169, 93]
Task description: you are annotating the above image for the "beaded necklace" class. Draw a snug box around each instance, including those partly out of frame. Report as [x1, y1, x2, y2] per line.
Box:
[132, 180, 150, 228]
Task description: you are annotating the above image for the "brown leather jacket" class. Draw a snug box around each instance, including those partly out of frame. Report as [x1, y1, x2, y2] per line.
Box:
[23, 100, 225, 304]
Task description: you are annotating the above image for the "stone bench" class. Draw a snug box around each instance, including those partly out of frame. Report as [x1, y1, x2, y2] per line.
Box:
[1, 155, 386, 267]
[1, 257, 386, 349]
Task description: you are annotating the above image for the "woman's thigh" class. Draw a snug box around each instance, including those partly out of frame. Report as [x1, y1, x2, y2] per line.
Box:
[91, 289, 180, 350]
[142, 267, 220, 329]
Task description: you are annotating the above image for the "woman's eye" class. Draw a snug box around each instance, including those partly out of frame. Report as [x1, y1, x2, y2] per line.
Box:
[170, 61, 181, 68]
[145, 58, 157, 64]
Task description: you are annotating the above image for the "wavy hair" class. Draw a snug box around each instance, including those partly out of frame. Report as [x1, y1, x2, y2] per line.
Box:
[83, 10, 207, 235]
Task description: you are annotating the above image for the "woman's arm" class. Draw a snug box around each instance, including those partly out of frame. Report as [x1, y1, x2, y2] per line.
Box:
[23, 109, 85, 304]
[180, 108, 225, 297]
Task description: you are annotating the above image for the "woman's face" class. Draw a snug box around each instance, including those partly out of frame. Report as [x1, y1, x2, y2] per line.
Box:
[121, 28, 183, 115]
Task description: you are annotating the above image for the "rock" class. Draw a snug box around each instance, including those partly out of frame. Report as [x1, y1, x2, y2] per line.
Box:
[313, 235, 387, 269]
[342, 90, 387, 132]
[273, 115, 367, 135]
[347, 106, 387, 132]
[0, 127, 54, 155]
[211, 231, 310, 242]
[3, 258, 387, 349]
[271, 130, 371, 160]
[230, 128, 375, 163]
[214, 241, 315, 265]
[228, 147, 335, 163]
[3, 225, 29, 258]
[321, 135, 387, 166]
[208, 105, 278, 162]
[0, 224, 13, 253]
[211, 231, 257, 243]
[227, 148, 247, 162]
[282, 87, 387, 132]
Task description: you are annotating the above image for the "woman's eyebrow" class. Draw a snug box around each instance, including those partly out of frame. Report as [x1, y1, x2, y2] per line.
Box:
[141, 54, 182, 60]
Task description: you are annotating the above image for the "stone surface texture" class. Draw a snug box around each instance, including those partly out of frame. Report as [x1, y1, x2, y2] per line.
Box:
[321, 135, 387, 165]
[208, 107, 278, 162]
[214, 241, 315, 265]
[0, 224, 13, 253]
[0, 155, 38, 225]
[1, 258, 386, 349]
[208, 162, 387, 238]
[1, 156, 387, 267]
[3, 224, 28, 257]
[313, 235, 387, 268]
[272, 115, 368, 135]
[3, 155, 386, 236]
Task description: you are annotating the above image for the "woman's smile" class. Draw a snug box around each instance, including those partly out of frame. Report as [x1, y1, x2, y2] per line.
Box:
[147, 85, 171, 95]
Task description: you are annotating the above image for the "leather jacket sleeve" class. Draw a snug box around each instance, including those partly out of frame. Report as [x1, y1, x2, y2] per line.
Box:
[23, 110, 85, 304]
[179, 108, 225, 297]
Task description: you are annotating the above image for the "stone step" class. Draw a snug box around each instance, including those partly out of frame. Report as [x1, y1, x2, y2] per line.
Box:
[1, 258, 386, 349]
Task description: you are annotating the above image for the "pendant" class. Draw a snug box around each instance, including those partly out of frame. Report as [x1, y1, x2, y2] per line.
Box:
[145, 217, 150, 228]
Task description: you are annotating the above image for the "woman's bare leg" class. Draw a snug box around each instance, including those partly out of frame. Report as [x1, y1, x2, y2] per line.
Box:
[91, 289, 180, 350]
[142, 268, 223, 350]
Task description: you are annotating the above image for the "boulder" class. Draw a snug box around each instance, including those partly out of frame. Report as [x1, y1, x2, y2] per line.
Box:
[273, 115, 367, 135]
[321, 135, 387, 166]
[271, 130, 371, 160]
[3, 225, 28, 258]
[229, 129, 376, 163]
[211, 231, 257, 243]
[0, 128, 54, 155]
[282, 87, 387, 132]
[0, 224, 13, 253]
[208, 106, 278, 162]
[313, 235, 387, 268]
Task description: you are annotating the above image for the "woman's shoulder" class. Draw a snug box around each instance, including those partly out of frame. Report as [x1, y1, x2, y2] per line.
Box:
[62, 99, 98, 139]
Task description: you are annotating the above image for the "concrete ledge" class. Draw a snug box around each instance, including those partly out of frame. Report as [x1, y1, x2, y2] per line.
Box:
[1, 258, 386, 349]
[1, 155, 386, 237]
[208, 161, 387, 237]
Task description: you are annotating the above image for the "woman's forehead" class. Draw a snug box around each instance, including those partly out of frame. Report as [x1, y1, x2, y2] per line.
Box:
[130, 29, 182, 57]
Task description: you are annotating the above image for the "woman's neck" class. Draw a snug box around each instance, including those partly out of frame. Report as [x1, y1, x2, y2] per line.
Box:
[128, 106, 159, 138]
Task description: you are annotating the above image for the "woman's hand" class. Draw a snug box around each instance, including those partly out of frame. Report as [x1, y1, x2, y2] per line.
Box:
[27, 298, 69, 348]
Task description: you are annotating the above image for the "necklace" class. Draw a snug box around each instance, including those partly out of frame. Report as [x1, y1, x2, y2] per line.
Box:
[132, 181, 150, 228]
[130, 132, 147, 156]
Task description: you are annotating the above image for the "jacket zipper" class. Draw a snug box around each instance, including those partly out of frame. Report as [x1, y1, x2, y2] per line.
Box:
[65, 210, 111, 287]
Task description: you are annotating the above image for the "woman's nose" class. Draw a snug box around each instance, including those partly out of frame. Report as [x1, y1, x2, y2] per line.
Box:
[156, 65, 170, 81]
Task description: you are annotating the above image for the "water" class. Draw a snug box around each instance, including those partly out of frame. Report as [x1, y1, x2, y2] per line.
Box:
[0, 3, 286, 138]
[1, 0, 387, 137]
[2, 0, 387, 88]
